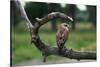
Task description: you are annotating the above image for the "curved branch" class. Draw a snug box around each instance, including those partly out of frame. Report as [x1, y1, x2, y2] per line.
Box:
[31, 12, 73, 51]
[35, 12, 73, 26]
[31, 12, 96, 62]
[15, 0, 96, 62]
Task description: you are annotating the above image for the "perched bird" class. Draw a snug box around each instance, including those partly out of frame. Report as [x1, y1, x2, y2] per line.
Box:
[56, 23, 70, 53]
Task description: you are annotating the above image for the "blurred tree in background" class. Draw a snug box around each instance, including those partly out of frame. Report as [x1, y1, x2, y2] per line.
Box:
[87, 6, 96, 27]
[25, 2, 48, 24]
[11, 1, 96, 30]
[64, 4, 77, 30]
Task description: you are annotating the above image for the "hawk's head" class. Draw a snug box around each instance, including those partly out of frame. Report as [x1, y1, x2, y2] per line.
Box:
[61, 23, 70, 30]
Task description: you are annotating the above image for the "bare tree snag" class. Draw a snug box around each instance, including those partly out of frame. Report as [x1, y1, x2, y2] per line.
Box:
[14, 0, 96, 62]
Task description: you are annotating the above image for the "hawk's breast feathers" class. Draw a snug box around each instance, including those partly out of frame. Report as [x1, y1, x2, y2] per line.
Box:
[56, 23, 69, 49]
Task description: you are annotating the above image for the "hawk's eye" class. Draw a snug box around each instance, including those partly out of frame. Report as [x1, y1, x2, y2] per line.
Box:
[64, 24, 67, 27]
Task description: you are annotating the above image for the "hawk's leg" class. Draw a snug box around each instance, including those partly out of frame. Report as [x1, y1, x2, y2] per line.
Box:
[43, 54, 47, 62]
[42, 50, 48, 62]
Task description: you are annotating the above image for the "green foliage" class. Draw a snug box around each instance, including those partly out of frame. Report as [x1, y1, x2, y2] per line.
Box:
[12, 23, 96, 64]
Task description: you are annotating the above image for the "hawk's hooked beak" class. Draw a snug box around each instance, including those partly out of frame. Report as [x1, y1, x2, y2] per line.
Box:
[67, 16, 73, 22]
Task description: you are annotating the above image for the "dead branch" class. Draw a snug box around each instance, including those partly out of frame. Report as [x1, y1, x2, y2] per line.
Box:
[30, 12, 96, 62]
[14, 0, 96, 62]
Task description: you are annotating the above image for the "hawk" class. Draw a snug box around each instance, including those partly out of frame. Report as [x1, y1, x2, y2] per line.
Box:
[56, 23, 70, 53]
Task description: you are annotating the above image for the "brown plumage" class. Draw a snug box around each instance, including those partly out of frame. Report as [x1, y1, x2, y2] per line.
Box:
[56, 23, 70, 53]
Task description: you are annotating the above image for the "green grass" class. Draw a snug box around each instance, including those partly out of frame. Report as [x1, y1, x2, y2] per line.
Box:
[12, 22, 96, 64]
[12, 33, 42, 64]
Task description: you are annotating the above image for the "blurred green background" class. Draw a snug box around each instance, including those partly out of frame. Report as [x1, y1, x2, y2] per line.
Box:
[11, 1, 96, 65]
